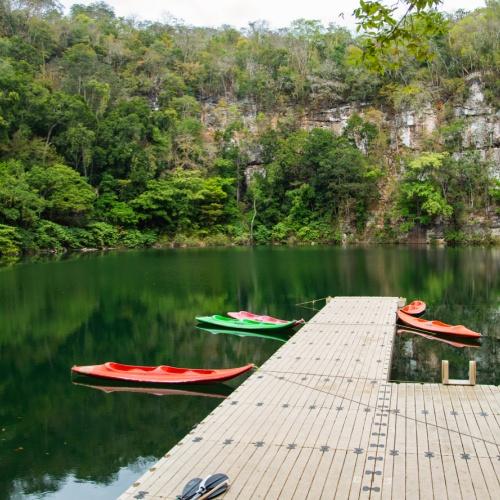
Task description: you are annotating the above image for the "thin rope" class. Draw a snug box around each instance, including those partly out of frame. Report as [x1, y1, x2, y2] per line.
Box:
[260, 370, 500, 448]
[295, 296, 331, 308]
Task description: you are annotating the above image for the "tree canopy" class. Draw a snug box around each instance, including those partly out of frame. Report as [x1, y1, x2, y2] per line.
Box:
[0, 0, 498, 257]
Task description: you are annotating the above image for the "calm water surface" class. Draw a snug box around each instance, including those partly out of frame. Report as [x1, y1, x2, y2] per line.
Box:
[0, 246, 498, 499]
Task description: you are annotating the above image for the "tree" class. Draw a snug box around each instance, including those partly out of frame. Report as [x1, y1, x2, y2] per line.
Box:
[0, 160, 44, 226]
[448, 1, 500, 75]
[398, 152, 453, 227]
[55, 124, 95, 177]
[28, 163, 95, 223]
[352, 1, 448, 71]
[132, 170, 233, 232]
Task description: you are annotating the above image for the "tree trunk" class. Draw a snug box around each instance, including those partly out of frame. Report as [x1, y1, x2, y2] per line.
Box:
[250, 197, 257, 245]
[43, 122, 58, 164]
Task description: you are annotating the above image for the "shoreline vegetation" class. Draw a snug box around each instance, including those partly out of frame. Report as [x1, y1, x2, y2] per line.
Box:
[0, 1, 499, 262]
[2, 229, 497, 267]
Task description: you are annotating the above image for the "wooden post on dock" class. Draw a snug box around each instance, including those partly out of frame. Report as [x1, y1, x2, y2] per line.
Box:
[442, 359, 477, 386]
[469, 360, 477, 385]
[441, 360, 449, 384]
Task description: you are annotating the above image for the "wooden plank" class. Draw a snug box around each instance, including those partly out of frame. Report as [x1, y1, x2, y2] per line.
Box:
[437, 384, 477, 499]
[380, 383, 398, 499]
[414, 383, 434, 499]
[454, 386, 500, 497]
[431, 383, 465, 500]
[422, 383, 451, 500]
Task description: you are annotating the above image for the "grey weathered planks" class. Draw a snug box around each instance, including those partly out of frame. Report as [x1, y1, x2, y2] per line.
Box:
[120, 297, 500, 499]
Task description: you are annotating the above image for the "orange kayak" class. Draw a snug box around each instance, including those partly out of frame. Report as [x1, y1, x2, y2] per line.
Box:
[71, 362, 255, 384]
[397, 310, 481, 339]
[227, 310, 305, 326]
[400, 300, 426, 316]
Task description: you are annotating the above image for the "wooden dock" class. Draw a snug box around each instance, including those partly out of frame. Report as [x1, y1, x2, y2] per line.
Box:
[120, 297, 500, 499]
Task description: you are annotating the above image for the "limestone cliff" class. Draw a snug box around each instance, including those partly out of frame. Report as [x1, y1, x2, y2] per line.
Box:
[201, 72, 499, 243]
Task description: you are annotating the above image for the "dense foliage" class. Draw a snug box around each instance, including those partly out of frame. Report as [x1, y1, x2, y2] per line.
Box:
[0, 0, 498, 258]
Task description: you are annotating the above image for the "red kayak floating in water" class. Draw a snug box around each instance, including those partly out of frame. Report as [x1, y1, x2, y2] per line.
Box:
[400, 300, 426, 316]
[71, 362, 255, 384]
[227, 310, 305, 326]
[397, 310, 481, 339]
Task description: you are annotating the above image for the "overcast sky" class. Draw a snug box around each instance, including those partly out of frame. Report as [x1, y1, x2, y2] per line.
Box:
[60, 0, 486, 30]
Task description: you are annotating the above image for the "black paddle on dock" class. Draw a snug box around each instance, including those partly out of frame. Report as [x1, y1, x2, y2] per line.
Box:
[176, 477, 202, 500]
[177, 473, 229, 500]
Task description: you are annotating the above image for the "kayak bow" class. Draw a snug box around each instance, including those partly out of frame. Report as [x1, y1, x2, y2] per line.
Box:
[400, 300, 426, 316]
[71, 362, 255, 384]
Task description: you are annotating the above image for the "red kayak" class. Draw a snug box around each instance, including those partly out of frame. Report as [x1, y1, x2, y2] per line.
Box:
[227, 310, 305, 326]
[71, 362, 255, 384]
[397, 310, 481, 339]
[400, 300, 426, 316]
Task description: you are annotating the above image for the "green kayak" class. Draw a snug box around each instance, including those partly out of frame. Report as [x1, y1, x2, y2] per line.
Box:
[195, 314, 296, 332]
[197, 326, 291, 343]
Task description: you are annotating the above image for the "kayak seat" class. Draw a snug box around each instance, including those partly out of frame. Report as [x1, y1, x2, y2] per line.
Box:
[156, 366, 215, 374]
[105, 362, 156, 372]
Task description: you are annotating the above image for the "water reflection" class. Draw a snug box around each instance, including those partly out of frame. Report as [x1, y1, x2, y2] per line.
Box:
[72, 379, 233, 399]
[197, 326, 292, 343]
[0, 246, 498, 499]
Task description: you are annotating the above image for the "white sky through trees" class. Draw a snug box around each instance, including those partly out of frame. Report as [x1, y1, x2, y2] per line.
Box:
[61, 0, 486, 29]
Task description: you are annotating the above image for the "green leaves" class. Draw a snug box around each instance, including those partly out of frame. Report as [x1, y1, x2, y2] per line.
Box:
[28, 164, 96, 223]
[0, 160, 44, 226]
[353, 1, 448, 72]
[132, 170, 234, 233]
[396, 150, 495, 231]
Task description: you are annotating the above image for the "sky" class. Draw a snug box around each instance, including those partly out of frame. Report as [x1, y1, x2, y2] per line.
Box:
[60, 0, 486, 30]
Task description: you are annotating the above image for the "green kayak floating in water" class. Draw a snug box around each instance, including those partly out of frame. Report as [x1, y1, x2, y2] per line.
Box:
[197, 326, 291, 343]
[195, 314, 296, 332]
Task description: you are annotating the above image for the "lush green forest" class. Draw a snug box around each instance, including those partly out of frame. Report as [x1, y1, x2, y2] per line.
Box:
[0, 0, 498, 259]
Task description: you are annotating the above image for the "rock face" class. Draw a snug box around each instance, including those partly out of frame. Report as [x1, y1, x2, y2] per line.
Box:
[201, 74, 499, 242]
[303, 76, 499, 162]
[454, 77, 500, 171]
[201, 74, 498, 174]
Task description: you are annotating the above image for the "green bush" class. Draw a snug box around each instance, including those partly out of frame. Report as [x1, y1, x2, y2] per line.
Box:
[296, 225, 320, 242]
[34, 220, 79, 251]
[252, 225, 272, 244]
[86, 222, 119, 248]
[119, 229, 157, 248]
[0, 224, 22, 256]
[444, 230, 467, 246]
[271, 222, 291, 243]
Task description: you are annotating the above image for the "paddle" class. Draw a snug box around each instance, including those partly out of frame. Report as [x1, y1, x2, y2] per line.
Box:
[177, 473, 229, 500]
[197, 480, 229, 499]
[176, 477, 202, 500]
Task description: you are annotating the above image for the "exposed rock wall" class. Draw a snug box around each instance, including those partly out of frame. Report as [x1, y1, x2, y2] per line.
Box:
[202, 74, 498, 171]
[302, 76, 499, 167]
[201, 75, 499, 242]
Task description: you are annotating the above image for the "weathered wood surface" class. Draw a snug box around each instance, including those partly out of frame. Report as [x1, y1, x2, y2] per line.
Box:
[120, 297, 500, 499]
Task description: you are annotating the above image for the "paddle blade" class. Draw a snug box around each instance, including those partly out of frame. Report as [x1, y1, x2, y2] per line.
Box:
[177, 477, 202, 500]
[196, 473, 229, 499]
[199, 480, 229, 499]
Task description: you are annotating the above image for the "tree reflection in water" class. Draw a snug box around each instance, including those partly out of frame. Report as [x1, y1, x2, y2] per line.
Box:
[0, 246, 498, 498]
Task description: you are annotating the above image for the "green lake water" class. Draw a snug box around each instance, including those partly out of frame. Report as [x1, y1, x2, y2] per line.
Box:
[0, 246, 498, 499]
